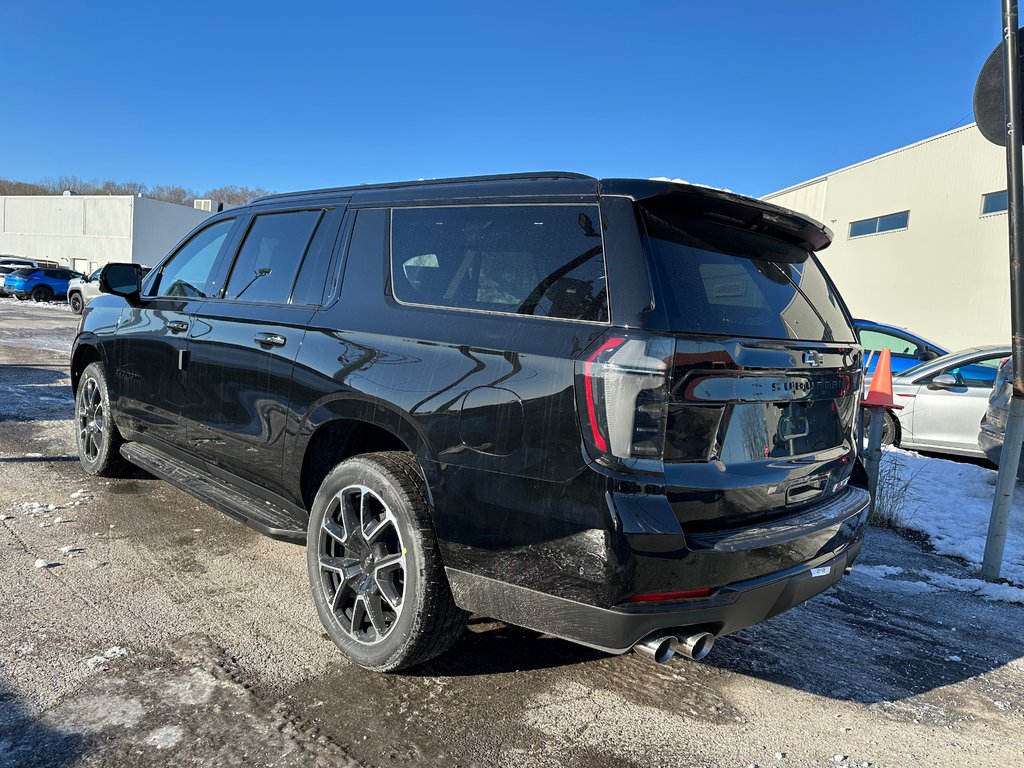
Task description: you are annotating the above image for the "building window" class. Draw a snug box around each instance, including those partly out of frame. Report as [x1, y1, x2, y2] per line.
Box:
[982, 190, 1008, 215]
[849, 211, 910, 238]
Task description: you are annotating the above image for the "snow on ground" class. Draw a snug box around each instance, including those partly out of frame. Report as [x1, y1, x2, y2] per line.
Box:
[880, 447, 1024, 589]
[849, 563, 1024, 604]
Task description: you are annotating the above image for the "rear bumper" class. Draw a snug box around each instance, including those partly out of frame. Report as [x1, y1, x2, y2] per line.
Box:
[447, 536, 863, 654]
[447, 486, 869, 653]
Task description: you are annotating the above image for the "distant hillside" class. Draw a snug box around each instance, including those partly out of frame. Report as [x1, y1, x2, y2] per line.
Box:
[0, 176, 273, 207]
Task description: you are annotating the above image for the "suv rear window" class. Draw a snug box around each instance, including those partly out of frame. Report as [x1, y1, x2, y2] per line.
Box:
[641, 204, 855, 342]
[391, 205, 608, 322]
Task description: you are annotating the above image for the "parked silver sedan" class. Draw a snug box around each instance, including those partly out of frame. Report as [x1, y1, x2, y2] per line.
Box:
[873, 344, 1010, 457]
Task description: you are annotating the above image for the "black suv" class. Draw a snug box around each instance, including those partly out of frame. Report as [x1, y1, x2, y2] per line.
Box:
[72, 173, 869, 671]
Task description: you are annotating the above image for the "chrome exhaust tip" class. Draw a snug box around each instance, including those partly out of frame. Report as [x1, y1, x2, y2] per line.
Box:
[674, 631, 715, 661]
[634, 634, 678, 664]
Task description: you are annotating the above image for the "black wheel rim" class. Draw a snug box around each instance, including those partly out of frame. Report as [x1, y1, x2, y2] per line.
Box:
[317, 484, 406, 645]
[77, 377, 104, 461]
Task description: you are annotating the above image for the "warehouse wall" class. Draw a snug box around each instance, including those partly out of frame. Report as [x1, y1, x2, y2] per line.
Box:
[131, 197, 210, 266]
[0, 195, 212, 274]
[0, 196, 133, 269]
[765, 125, 1009, 351]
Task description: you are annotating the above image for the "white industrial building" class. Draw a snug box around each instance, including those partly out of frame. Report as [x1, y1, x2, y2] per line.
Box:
[0, 195, 211, 275]
[764, 124, 1009, 351]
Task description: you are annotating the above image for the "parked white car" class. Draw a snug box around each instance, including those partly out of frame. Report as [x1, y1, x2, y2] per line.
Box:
[68, 264, 149, 314]
[872, 344, 1010, 457]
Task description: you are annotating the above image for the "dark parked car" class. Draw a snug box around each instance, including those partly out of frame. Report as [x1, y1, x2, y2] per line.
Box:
[854, 319, 947, 378]
[979, 357, 1023, 477]
[4, 267, 83, 301]
[71, 172, 869, 671]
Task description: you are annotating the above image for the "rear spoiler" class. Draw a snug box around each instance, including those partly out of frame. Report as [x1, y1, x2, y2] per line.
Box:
[599, 178, 833, 253]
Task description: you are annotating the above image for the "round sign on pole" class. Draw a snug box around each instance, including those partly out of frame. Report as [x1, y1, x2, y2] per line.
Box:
[975, 28, 1024, 146]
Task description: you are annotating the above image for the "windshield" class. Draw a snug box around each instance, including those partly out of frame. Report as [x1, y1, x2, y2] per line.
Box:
[641, 205, 855, 342]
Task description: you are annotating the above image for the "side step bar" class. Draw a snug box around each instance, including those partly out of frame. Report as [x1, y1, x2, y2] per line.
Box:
[120, 441, 306, 542]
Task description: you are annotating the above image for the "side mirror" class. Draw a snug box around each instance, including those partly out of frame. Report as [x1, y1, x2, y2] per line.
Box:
[929, 373, 958, 389]
[99, 263, 142, 306]
[917, 348, 939, 362]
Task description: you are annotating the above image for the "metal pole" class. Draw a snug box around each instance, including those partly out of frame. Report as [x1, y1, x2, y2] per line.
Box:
[984, 0, 1024, 580]
[863, 406, 885, 519]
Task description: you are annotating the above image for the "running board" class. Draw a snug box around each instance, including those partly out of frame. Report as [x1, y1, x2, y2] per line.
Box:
[119, 441, 306, 542]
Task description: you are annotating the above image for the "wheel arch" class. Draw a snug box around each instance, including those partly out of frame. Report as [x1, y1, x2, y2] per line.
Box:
[70, 342, 103, 395]
[293, 398, 440, 512]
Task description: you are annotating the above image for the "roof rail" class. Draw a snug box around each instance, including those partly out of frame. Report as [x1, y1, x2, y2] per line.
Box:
[251, 171, 596, 203]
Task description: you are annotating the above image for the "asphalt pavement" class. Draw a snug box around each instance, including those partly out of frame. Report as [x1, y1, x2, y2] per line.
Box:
[0, 298, 1021, 768]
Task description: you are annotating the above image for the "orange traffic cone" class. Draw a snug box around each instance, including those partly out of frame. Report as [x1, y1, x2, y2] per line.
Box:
[861, 348, 902, 410]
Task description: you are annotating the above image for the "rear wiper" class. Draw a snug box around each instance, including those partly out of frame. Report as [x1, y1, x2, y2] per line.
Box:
[763, 262, 835, 342]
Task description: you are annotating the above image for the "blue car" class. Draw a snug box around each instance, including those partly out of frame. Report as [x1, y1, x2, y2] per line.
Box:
[3, 267, 84, 302]
[853, 319, 948, 377]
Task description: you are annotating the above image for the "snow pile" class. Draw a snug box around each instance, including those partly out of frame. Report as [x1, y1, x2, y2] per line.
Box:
[878, 447, 1024, 586]
[850, 563, 1024, 604]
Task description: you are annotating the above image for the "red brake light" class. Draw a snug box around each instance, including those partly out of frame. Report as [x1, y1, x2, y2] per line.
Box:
[576, 331, 674, 468]
[627, 588, 715, 603]
[583, 337, 625, 453]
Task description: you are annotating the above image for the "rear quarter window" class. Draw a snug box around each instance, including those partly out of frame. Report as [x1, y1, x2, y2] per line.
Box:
[391, 204, 608, 322]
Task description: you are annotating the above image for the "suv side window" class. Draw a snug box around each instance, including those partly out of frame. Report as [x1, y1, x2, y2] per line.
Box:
[223, 210, 323, 303]
[391, 204, 608, 322]
[152, 219, 235, 298]
[927, 355, 1003, 388]
[859, 329, 918, 355]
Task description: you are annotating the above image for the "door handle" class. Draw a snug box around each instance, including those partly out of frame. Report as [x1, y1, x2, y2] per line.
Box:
[167, 320, 189, 333]
[254, 332, 286, 348]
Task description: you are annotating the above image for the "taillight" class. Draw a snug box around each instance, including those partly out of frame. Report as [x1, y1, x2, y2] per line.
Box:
[576, 331, 674, 469]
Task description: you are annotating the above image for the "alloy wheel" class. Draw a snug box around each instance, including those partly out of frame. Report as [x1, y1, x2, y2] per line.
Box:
[77, 377, 104, 461]
[317, 484, 406, 645]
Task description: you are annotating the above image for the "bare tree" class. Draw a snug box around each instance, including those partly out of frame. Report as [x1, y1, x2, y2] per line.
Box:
[0, 178, 49, 195]
[203, 185, 273, 205]
[147, 185, 198, 206]
[1, 175, 274, 206]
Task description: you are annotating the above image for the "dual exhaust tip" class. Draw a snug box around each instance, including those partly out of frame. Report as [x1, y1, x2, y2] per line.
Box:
[634, 631, 715, 663]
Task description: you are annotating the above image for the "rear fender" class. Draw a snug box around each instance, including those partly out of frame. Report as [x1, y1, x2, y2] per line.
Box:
[286, 396, 440, 500]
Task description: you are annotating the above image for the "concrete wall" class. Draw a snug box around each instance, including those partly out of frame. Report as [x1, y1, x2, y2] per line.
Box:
[765, 125, 1009, 351]
[0, 196, 133, 269]
[0, 195, 212, 274]
[131, 197, 211, 266]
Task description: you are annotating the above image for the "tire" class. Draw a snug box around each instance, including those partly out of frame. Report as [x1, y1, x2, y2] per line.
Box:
[75, 362, 129, 477]
[69, 292, 84, 314]
[881, 410, 899, 446]
[864, 408, 899, 447]
[15, 294, 28, 301]
[307, 451, 467, 672]
[31, 285, 53, 302]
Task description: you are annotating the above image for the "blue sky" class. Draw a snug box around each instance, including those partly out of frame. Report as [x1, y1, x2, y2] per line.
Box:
[0, 2, 1001, 197]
